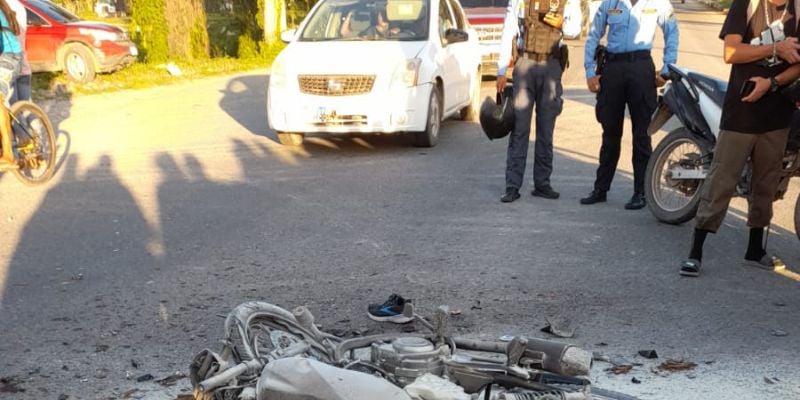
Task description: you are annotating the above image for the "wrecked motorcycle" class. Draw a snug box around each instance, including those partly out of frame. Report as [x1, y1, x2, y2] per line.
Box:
[644, 64, 800, 241]
[190, 301, 637, 400]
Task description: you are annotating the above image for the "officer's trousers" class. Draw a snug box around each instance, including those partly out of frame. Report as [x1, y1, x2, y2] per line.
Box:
[593, 56, 657, 194]
[505, 57, 564, 190]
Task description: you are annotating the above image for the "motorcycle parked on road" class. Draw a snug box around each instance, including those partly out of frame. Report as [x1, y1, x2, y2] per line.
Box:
[644, 64, 800, 241]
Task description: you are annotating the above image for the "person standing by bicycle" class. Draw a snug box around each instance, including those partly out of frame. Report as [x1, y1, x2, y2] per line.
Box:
[679, 0, 800, 277]
[7, 0, 30, 103]
[0, 0, 21, 170]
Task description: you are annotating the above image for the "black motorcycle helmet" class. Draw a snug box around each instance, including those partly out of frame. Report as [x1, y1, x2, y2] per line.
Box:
[479, 85, 514, 140]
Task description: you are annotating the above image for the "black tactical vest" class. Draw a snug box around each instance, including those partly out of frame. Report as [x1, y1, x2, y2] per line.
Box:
[521, 0, 565, 55]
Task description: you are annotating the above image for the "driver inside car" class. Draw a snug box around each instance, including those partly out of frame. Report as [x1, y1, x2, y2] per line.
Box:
[340, 6, 401, 38]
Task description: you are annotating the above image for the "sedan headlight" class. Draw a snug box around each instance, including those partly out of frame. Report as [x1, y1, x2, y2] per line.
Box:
[270, 58, 287, 89]
[392, 58, 422, 88]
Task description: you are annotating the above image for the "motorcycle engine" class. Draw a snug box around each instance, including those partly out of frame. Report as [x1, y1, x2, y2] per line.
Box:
[371, 337, 447, 386]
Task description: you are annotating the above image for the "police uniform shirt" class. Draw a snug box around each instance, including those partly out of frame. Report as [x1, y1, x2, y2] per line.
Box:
[497, 0, 583, 76]
[720, 0, 797, 134]
[584, 0, 679, 78]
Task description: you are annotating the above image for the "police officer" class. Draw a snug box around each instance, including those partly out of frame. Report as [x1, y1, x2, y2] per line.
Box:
[581, 0, 679, 209]
[498, 0, 582, 203]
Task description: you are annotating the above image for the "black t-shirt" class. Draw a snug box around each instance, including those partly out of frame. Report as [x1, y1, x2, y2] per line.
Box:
[720, 0, 797, 133]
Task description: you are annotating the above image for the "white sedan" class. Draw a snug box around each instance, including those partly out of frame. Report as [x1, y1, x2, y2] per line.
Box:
[267, 0, 482, 147]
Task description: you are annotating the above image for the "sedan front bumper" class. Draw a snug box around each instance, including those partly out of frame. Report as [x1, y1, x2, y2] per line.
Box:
[267, 82, 433, 134]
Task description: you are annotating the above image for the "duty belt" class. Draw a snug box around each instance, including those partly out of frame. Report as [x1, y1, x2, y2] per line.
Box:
[606, 50, 651, 62]
[520, 52, 553, 62]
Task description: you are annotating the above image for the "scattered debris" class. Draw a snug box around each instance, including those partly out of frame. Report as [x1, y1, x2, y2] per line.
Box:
[329, 328, 348, 338]
[353, 328, 370, 336]
[631, 377, 641, 384]
[592, 352, 610, 363]
[470, 300, 482, 310]
[71, 273, 83, 281]
[166, 63, 182, 76]
[0, 377, 24, 393]
[638, 350, 658, 359]
[156, 372, 187, 386]
[607, 365, 633, 375]
[122, 388, 139, 398]
[401, 325, 417, 333]
[94, 344, 109, 353]
[136, 373, 154, 382]
[58, 395, 69, 400]
[773, 302, 786, 307]
[449, 309, 462, 316]
[541, 316, 575, 338]
[772, 330, 788, 337]
[130, 359, 140, 369]
[595, 342, 608, 347]
[657, 359, 697, 372]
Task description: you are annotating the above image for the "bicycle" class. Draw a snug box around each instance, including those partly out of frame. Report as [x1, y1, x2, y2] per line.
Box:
[0, 94, 57, 185]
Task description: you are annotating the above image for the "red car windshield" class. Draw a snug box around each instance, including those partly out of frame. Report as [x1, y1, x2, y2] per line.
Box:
[26, 0, 81, 23]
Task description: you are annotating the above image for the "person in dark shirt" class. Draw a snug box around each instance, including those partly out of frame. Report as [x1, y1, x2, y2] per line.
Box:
[680, 0, 800, 277]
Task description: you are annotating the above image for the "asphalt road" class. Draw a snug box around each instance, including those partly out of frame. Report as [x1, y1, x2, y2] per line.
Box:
[1, 1, 799, 399]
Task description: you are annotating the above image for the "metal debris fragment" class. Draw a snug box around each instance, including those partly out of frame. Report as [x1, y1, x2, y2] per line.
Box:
[541, 316, 575, 338]
[657, 359, 697, 372]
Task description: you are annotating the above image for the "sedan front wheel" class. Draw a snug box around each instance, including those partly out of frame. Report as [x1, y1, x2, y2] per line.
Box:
[414, 86, 441, 147]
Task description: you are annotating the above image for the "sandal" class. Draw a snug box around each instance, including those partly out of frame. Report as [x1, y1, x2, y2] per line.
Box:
[679, 259, 701, 277]
[744, 254, 786, 271]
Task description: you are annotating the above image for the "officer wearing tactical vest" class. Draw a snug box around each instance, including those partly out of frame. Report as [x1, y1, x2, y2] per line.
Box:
[497, 0, 582, 203]
[581, 0, 679, 209]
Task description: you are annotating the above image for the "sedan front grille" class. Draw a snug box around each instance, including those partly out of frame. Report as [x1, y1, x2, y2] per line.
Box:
[298, 75, 375, 96]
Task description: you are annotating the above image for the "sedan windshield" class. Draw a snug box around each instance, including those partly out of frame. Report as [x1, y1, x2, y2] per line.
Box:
[300, 0, 429, 41]
[27, 0, 81, 23]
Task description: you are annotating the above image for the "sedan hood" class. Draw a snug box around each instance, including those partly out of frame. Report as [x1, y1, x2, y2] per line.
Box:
[277, 41, 427, 75]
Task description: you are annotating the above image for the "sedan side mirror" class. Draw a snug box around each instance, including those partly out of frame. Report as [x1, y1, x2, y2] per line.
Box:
[444, 28, 468, 45]
[280, 29, 297, 44]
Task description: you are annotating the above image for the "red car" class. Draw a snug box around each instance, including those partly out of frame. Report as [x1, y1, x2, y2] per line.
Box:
[21, 0, 138, 83]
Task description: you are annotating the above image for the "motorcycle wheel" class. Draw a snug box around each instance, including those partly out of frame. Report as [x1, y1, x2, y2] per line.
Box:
[645, 127, 712, 224]
[795, 194, 799, 241]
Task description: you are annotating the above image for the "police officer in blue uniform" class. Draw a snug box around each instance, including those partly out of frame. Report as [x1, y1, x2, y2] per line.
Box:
[581, 0, 679, 209]
[498, 0, 582, 203]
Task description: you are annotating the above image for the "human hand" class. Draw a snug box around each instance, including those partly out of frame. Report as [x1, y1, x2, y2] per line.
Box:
[497, 75, 507, 93]
[655, 70, 666, 87]
[587, 76, 601, 93]
[741, 77, 770, 103]
[776, 37, 800, 64]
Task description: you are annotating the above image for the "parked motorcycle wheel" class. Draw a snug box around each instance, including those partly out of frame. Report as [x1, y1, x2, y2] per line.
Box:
[645, 128, 712, 224]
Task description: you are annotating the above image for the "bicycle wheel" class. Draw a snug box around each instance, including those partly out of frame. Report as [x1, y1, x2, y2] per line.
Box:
[10, 101, 56, 185]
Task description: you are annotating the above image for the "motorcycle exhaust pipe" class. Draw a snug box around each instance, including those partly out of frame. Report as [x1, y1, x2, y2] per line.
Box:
[453, 337, 592, 376]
